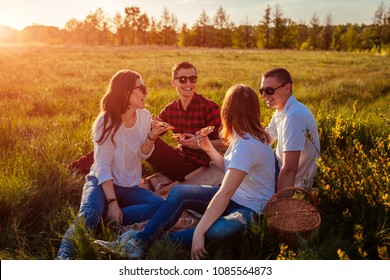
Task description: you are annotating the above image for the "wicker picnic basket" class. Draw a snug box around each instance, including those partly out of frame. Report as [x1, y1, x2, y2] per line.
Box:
[265, 187, 321, 248]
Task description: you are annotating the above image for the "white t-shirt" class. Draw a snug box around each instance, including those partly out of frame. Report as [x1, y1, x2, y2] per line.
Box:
[225, 133, 275, 214]
[89, 109, 153, 187]
[266, 95, 320, 188]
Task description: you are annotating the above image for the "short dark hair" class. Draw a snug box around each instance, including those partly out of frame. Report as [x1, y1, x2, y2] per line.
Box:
[262, 67, 292, 84]
[172, 61, 197, 78]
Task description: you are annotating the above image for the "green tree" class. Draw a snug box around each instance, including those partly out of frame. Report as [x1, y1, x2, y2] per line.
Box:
[213, 6, 232, 48]
[281, 18, 297, 49]
[157, 7, 178, 45]
[271, 4, 284, 48]
[112, 12, 125, 45]
[193, 9, 212, 47]
[233, 16, 257, 48]
[307, 13, 322, 49]
[124, 6, 140, 44]
[331, 25, 346, 51]
[137, 13, 150, 45]
[296, 21, 308, 49]
[321, 13, 333, 50]
[360, 25, 380, 50]
[178, 23, 193, 46]
[341, 24, 361, 51]
[260, 5, 272, 48]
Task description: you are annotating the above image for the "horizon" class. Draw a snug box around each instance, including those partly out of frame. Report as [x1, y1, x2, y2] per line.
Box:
[0, 0, 386, 31]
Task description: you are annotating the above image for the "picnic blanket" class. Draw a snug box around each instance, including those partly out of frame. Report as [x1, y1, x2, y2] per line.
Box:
[68, 153, 224, 233]
[121, 163, 224, 233]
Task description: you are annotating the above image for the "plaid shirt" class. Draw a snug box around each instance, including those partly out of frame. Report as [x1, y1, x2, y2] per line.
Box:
[159, 92, 222, 167]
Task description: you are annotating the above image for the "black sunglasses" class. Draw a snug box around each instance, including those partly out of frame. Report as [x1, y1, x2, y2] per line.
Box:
[174, 75, 198, 84]
[259, 82, 288, 96]
[133, 84, 147, 94]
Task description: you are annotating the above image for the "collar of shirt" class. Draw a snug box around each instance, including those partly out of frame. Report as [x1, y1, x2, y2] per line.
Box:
[275, 94, 296, 125]
[176, 92, 199, 111]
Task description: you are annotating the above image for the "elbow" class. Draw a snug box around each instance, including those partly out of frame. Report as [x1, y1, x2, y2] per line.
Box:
[284, 167, 298, 178]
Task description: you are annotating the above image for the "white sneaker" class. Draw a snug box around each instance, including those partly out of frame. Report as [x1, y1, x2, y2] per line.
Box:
[94, 232, 144, 259]
[118, 229, 139, 243]
[122, 238, 144, 259]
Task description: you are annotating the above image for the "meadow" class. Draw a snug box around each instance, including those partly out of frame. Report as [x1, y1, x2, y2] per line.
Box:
[0, 43, 388, 260]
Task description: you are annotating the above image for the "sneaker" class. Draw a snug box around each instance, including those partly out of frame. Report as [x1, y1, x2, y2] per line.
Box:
[93, 239, 123, 256]
[118, 229, 139, 243]
[122, 238, 144, 259]
[94, 237, 144, 259]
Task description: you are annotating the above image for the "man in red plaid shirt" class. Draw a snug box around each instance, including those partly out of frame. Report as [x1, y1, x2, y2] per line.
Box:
[147, 61, 226, 182]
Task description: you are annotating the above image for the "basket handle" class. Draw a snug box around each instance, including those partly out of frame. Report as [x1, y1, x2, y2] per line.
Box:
[267, 187, 318, 210]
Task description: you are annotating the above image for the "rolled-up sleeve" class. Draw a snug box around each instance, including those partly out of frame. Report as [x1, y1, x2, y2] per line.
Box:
[139, 110, 154, 160]
[91, 117, 114, 185]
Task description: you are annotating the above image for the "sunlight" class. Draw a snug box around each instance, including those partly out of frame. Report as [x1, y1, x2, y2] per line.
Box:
[0, 26, 15, 41]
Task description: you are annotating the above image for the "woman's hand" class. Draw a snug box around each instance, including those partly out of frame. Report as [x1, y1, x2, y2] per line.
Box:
[150, 116, 173, 140]
[196, 131, 213, 153]
[191, 229, 208, 260]
[107, 202, 123, 225]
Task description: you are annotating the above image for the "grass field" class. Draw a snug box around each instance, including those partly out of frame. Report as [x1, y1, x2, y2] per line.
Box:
[0, 43, 389, 260]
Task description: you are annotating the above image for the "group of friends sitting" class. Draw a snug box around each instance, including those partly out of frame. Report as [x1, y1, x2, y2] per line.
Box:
[56, 62, 320, 260]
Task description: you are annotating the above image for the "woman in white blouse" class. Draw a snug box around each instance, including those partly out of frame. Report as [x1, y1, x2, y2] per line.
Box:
[56, 70, 167, 259]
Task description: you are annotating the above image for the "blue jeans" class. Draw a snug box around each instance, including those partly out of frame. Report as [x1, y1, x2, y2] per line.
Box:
[56, 176, 163, 259]
[135, 184, 257, 247]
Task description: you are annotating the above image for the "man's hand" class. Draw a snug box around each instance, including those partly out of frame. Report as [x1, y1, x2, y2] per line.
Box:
[180, 133, 200, 149]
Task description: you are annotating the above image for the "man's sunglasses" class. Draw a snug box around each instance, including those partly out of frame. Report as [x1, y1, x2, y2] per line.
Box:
[174, 75, 198, 84]
[133, 84, 147, 94]
[259, 82, 288, 96]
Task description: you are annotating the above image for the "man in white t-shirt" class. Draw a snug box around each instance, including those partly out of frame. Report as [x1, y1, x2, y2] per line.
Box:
[260, 67, 320, 192]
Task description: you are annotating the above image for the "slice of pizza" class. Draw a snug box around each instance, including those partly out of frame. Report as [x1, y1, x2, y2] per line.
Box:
[200, 125, 215, 136]
[151, 115, 174, 130]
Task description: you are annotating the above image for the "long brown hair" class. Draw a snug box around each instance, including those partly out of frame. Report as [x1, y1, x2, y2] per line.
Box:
[220, 84, 270, 145]
[94, 70, 141, 145]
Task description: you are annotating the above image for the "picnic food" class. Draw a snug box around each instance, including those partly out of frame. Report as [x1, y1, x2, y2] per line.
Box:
[200, 126, 215, 136]
[151, 115, 174, 130]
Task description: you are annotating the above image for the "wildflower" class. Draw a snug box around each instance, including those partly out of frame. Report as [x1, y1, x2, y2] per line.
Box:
[378, 246, 389, 260]
[337, 249, 350, 260]
[276, 244, 297, 260]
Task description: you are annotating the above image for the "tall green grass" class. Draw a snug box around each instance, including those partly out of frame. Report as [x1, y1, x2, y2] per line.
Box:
[0, 43, 388, 259]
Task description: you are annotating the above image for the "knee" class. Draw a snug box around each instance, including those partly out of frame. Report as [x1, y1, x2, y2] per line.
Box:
[78, 204, 103, 227]
[167, 184, 191, 200]
[151, 197, 164, 210]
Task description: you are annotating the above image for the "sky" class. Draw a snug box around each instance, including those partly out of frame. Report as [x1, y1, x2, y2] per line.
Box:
[0, 0, 386, 30]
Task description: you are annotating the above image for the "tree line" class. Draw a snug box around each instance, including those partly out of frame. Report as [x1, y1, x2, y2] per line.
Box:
[1, 3, 390, 53]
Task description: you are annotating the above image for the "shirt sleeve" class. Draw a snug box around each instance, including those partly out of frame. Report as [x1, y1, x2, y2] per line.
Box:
[283, 114, 307, 152]
[91, 116, 114, 185]
[227, 140, 257, 174]
[265, 113, 278, 145]
[139, 109, 154, 160]
[205, 101, 222, 140]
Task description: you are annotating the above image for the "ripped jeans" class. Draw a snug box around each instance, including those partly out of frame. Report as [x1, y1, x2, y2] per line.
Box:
[134, 184, 257, 247]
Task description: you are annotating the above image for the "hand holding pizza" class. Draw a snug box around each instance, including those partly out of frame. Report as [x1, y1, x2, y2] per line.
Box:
[195, 126, 215, 152]
[150, 115, 175, 139]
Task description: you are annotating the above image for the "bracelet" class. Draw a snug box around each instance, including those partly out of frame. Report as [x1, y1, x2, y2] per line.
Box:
[147, 133, 157, 141]
[106, 198, 117, 206]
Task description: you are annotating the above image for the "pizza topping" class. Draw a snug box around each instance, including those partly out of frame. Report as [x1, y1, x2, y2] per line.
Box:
[200, 126, 215, 136]
[151, 115, 174, 130]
